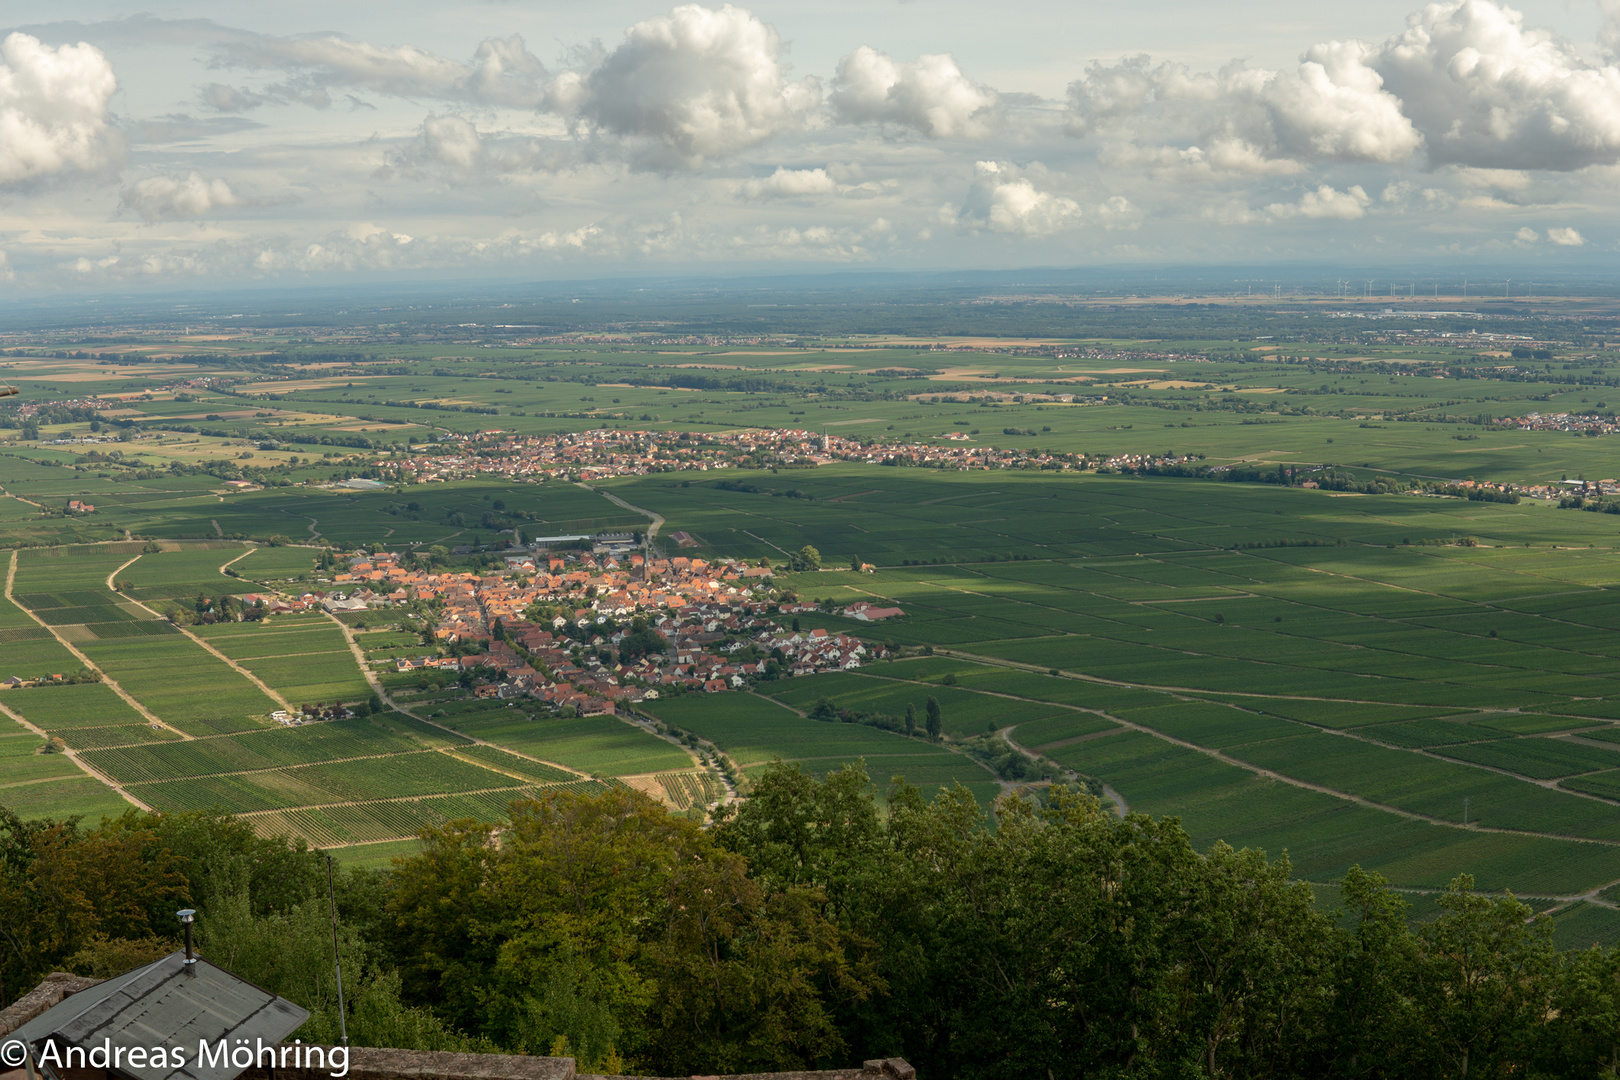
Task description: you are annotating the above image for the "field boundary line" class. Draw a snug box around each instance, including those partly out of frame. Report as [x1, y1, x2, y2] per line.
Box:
[112, 744, 464, 784]
[7, 550, 191, 741]
[729, 689, 1001, 786]
[0, 696, 153, 812]
[230, 781, 543, 817]
[441, 747, 581, 785]
[587, 485, 665, 544]
[111, 555, 295, 713]
[1098, 708, 1620, 848]
[1000, 725, 1128, 818]
[219, 547, 256, 575]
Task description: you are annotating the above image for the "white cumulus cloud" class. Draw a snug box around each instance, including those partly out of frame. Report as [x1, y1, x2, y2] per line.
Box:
[559, 4, 819, 169]
[1547, 225, 1585, 245]
[1263, 40, 1424, 163]
[830, 47, 997, 137]
[120, 172, 241, 220]
[1067, 49, 1419, 175]
[739, 166, 837, 198]
[959, 161, 1081, 236]
[1069, 0, 1620, 175]
[1266, 183, 1372, 219]
[383, 114, 564, 179]
[0, 32, 120, 187]
[1373, 0, 1620, 170]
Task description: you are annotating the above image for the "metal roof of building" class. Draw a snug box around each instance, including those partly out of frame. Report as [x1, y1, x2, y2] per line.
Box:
[10, 950, 309, 1080]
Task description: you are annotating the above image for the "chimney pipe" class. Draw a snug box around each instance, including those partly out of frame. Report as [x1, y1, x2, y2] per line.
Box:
[177, 909, 197, 974]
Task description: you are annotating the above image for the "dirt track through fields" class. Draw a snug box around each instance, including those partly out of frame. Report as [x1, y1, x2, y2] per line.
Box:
[109, 552, 294, 713]
[0, 695, 152, 811]
[8, 551, 188, 739]
[858, 656, 1620, 849]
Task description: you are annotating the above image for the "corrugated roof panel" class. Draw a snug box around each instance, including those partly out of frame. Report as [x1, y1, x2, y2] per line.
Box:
[11, 951, 310, 1080]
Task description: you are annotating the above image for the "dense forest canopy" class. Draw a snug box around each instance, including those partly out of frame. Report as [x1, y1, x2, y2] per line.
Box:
[5, 770, 1620, 1078]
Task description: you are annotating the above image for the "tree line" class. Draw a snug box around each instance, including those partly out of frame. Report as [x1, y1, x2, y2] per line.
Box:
[7, 769, 1620, 1078]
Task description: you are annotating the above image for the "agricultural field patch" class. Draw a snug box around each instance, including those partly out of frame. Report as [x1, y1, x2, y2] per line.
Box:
[1008, 713, 1122, 748]
[0, 682, 146, 730]
[128, 750, 521, 814]
[1359, 718, 1509, 749]
[646, 692, 992, 799]
[1435, 737, 1620, 780]
[0, 774, 135, 823]
[76, 634, 280, 729]
[448, 713, 691, 776]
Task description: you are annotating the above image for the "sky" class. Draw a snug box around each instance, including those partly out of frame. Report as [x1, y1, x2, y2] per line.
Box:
[1, 0, 1618, 292]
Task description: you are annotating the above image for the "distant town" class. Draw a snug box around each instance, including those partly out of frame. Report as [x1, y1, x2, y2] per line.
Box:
[243, 545, 899, 714]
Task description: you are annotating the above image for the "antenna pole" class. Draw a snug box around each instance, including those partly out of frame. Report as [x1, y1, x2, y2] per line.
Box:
[326, 853, 350, 1047]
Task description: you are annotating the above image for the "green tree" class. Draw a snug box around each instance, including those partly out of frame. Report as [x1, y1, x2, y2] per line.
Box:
[1324, 865, 1420, 1077]
[904, 703, 917, 737]
[924, 697, 942, 741]
[797, 545, 821, 571]
[1544, 943, 1620, 1076]
[388, 787, 875, 1074]
[1411, 875, 1555, 1079]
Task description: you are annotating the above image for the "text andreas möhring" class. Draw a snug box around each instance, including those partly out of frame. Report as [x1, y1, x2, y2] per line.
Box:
[2, 1037, 351, 1077]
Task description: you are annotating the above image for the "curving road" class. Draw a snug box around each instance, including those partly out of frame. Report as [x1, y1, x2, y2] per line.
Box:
[582, 484, 664, 552]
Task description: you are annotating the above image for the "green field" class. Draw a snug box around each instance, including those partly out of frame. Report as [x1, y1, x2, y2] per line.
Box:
[194, 615, 370, 705]
[115, 544, 258, 603]
[0, 729, 133, 822]
[644, 692, 1001, 807]
[444, 710, 692, 776]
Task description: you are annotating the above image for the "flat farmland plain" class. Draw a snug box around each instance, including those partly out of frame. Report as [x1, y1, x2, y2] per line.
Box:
[16, 456, 1620, 890]
[585, 468, 1620, 897]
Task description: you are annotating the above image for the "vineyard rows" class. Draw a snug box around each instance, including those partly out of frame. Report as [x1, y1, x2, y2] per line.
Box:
[82, 719, 430, 783]
[243, 779, 613, 846]
[655, 771, 720, 810]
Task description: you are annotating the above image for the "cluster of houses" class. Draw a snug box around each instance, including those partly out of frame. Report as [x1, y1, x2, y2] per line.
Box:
[1099, 452, 1203, 471]
[368, 425, 1085, 485]
[1502, 411, 1620, 437]
[319, 546, 892, 710]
